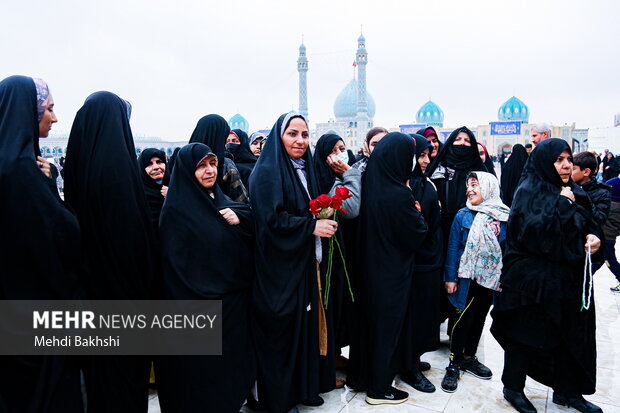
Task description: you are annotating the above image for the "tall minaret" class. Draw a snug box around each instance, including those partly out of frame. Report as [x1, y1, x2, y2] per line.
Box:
[355, 30, 368, 149]
[297, 38, 309, 120]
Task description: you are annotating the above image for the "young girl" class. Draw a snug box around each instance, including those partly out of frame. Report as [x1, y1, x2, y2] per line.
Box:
[441, 171, 509, 393]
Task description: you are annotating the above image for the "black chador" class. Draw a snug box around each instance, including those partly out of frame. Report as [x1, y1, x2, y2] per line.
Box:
[226, 128, 257, 188]
[360, 132, 427, 396]
[400, 134, 443, 373]
[492, 139, 598, 397]
[156, 143, 255, 413]
[249, 113, 321, 413]
[64, 91, 157, 413]
[500, 144, 528, 207]
[0, 75, 84, 413]
[138, 148, 169, 230]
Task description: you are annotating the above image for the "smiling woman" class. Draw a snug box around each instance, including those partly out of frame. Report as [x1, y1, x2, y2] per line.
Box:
[249, 113, 338, 413]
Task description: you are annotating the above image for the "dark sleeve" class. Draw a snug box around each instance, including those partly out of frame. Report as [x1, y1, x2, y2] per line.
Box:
[590, 188, 611, 228]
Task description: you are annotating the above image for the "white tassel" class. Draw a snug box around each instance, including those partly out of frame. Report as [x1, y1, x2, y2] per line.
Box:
[582, 243, 593, 311]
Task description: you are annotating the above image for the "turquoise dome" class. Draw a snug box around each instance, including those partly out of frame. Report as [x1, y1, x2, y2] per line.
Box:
[416, 100, 444, 128]
[228, 113, 249, 133]
[498, 96, 529, 122]
[333, 79, 376, 122]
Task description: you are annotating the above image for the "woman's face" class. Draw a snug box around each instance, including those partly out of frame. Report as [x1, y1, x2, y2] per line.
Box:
[195, 156, 218, 189]
[38, 93, 57, 138]
[282, 117, 309, 159]
[477, 143, 487, 162]
[145, 156, 166, 181]
[331, 139, 346, 156]
[250, 138, 263, 156]
[453, 132, 471, 146]
[607, 153, 613, 159]
[418, 148, 431, 173]
[368, 132, 387, 155]
[226, 132, 240, 145]
[466, 177, 483, 205]
[554, 149, 573, 184]
[427, 134, 440, 158]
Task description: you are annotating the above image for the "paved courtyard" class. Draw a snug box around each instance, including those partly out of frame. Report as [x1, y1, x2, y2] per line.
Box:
[148, 266, 620, 413]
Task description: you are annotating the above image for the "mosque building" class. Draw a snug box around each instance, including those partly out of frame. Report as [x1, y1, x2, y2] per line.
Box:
[301, 32, 584, 156]
[399, 95, 581, 155]
[309, 33, 374, 150]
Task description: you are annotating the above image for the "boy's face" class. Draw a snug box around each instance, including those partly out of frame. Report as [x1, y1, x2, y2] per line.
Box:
[572, 165, 590, 185]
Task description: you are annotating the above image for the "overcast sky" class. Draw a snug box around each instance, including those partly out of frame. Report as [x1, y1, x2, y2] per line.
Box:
[2, 0, 619, 141]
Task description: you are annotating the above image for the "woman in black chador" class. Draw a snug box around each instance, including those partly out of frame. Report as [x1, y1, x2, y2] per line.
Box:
[427, 126, 486, 244]
[0, 76, 83, 412]
[189, 114, 249, 203]
[360, 132, 427, 405]
[500, 144, 528, 207]
[138, 148, 169, 231]
[226, 128, 258, 188]
[426, 127, 486, 324]
[398, 134, 443, 393]
[312, 133, 362, 391]
[156, 143, 255, 413]
[491, 139, 602, 413]
[64, 91, 157, 413]
[250, 113, 338, 413]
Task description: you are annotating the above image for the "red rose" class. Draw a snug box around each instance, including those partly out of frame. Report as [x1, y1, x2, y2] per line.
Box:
[331, 197, 343, 210]
[309, 199, 320, 215]
[334, 186, 352, 200]
[316, 194, 332, 209]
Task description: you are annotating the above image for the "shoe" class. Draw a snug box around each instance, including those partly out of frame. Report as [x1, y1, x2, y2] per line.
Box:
[440, 362, 460, 393]
[401, 369, 436, 393]
[301, 395, 324, 407]
[611, 282, 620, 293]
[335, 377, 346, 389]
[552, 393, 603, 413]
[460, 356, 492, 379]
[418, 361, 431, 371]
[503, 387, 537, 413]
[365, 386, 408, 405]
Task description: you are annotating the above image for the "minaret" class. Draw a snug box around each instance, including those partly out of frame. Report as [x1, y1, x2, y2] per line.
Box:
[297, 39, 309, 120]
[355, 30, 368, 148]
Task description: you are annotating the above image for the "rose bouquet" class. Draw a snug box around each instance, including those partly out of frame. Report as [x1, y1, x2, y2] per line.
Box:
[309, 186, 355, 307]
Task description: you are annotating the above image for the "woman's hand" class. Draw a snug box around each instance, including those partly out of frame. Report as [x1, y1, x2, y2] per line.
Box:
[326, 155, 351, 176]
[37, 156, 51, 178]
[560, 186, 575, 202]
[414, 201, 422, 212]
[585, 234, 601, 254]
[161, 185, 168, 198]
[219, 208, 240, 225]
[313, 219, 338, 238]
[445, 282, 458, 294]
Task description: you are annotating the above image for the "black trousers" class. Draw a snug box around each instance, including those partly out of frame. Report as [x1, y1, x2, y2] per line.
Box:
[449, 281, 493, 364]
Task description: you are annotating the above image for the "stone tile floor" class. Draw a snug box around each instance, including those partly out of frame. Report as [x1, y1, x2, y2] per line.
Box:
[149, 267, 620, 412]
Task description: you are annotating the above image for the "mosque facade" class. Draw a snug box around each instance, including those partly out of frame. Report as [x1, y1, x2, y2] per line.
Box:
[309, 34, 374, 150]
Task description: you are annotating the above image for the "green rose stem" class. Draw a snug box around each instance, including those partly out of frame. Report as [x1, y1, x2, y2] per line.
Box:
[322, 213, 355, 308]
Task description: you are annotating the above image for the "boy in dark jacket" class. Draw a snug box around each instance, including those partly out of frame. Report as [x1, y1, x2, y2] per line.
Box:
[572, 151, 611, 272]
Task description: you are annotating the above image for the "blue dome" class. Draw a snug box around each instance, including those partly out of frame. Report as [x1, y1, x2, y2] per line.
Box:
[333, 79, 376, 122]
[228, 113, 249, 133]
[416, 100, 444, 128]
[299, 43, 306, 54]
[498, 96, 529, 122]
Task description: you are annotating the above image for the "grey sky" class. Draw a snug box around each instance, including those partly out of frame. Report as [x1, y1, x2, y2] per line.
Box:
[2, 0, 619, 142]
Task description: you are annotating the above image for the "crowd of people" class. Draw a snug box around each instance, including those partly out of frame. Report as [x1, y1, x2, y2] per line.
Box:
[0, 74, 614, 413]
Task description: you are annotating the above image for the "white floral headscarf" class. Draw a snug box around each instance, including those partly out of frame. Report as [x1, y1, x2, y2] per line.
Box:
[457, 171, 510, 291]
